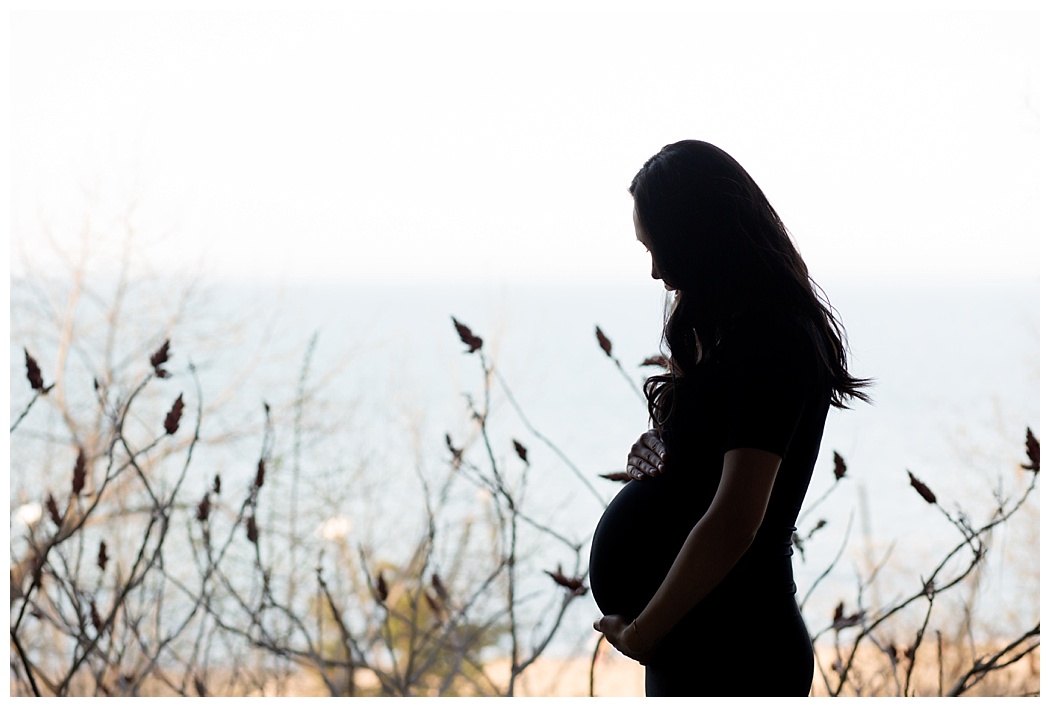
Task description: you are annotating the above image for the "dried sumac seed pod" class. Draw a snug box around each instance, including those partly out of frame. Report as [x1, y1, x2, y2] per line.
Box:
[24, 348, 45, 391]
[595, 326, 613, 357]
[907, 471, 937, 504]
[451, 317, 483, 353]
[254, 459, 265, 490]
[46, 493, 61, 526]
[196, 493, 211, 522]
[544, 565, 588, 596]
[640, 354, 669, 369]
[72, 449, 87, 496]
[150, 339, 171, 377]
[431, 573, 449, 604]
[833, 451, 847, 480]
[164, 394, 184, 435]
[513, 439, 528, 464]
[375, 571, 389, 603]
[1022, 427, 1040, 473]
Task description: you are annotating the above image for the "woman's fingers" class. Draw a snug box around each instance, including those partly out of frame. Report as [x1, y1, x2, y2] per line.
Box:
[642, 429, 667, 458]
[594, 614, 652, 665]
[626, 456, 655, 478]
[628, 432, 666, 479]
[627, 456, 660, 478]
[626, 462, 648, 480]
[625, 451, 659, 474]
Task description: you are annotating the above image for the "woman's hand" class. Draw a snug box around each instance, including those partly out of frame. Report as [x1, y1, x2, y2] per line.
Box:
[626, 429, 667, 480]
[593, 614, 657, 665]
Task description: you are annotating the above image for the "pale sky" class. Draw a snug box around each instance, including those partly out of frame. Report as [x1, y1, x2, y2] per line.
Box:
[9, 0, 1042, 285]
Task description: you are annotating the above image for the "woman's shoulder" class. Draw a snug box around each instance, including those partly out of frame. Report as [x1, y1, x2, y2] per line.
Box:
[720, 306, 812, 349]
[717, 306, 825, 380]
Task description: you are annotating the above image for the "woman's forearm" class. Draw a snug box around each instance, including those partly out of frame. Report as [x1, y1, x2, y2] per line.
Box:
[632, 508, 756, 645]
[632, 448, 782, 648]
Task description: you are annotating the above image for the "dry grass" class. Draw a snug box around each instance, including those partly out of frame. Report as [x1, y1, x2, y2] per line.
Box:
[275, 639, 1040, 697]
[23, 639, 1033, 697]
[489, 637, 1040, 697]
[811, 641, 1040, 697]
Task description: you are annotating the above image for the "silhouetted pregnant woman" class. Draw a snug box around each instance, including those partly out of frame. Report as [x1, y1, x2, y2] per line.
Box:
[589, 141, 870, 696]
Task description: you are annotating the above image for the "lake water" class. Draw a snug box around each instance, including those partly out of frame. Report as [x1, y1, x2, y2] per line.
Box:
[9, 276, 1039, 655]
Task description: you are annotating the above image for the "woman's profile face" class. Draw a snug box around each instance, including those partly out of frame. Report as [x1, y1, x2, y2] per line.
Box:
[634, 205, 676, 291]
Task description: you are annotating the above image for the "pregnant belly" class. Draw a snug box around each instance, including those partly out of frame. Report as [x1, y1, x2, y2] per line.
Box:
[588, 473, 711, 618]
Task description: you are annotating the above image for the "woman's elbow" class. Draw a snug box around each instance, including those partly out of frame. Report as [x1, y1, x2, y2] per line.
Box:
[711, 513, 761, 555]
[732, 523, 760, 553]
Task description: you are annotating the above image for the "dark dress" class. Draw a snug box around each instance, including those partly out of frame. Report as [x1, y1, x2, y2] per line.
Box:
[589, 309, 831, 696]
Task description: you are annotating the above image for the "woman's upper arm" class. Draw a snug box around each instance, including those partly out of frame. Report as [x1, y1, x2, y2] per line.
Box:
[718, 316, 817, 458]
[707, 448, 782, 540]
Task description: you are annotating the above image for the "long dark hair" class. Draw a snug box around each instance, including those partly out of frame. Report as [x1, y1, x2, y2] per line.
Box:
[630, 140, 870, 429]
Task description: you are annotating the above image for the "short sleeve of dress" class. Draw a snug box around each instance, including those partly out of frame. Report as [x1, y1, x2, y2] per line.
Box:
[717, 316, 818, 459]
